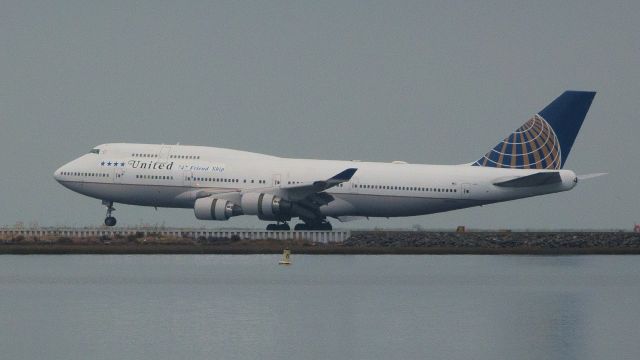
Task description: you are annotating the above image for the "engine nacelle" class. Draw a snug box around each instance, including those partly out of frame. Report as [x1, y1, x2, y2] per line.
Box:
[194, 198, 241, 220]
[240, 193, 292, 221]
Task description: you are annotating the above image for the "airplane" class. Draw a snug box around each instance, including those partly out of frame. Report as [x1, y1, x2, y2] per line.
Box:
[54, 91, 603, 230]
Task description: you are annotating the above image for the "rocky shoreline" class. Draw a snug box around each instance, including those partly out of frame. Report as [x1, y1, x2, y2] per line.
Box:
[345, 231, 640, 252]
[1, 231, 639, 254]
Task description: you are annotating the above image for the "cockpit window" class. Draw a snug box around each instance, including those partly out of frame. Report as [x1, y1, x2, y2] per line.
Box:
[89, 149, 100, 154]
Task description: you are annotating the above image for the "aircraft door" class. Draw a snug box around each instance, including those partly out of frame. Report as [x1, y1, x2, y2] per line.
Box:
[183, 171, 193, 186]
[159, 146, 171, 160]
[460, 183, 471, 199]
[114, 168, 126, 184]
[352, 177, 360, 193]
[272, 174, 281, 186]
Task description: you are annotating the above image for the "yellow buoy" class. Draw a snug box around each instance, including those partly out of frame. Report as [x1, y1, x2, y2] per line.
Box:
[278, 248, 291, 265]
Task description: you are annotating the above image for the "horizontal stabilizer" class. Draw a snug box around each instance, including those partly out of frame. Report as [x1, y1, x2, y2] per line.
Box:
[577, 173, 607, 181]
[494, 172, 561, 187]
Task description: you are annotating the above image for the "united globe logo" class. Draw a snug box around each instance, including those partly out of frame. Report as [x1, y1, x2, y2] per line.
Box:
[474, 114, 561, 169]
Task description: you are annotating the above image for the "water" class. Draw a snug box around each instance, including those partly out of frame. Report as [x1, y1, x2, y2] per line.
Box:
[1, 255, 639, 360]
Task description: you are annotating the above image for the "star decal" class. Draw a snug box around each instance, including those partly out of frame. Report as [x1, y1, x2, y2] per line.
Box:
[107, 161, 112, 166]
[120, 162, 125, 167]
[101, 161, 105, 166]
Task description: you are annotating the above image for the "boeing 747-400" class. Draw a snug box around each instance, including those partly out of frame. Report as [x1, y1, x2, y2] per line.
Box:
[54, 91, 602, 230]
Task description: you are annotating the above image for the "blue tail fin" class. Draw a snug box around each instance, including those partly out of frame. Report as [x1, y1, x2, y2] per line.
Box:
[472, 91, 596, 169]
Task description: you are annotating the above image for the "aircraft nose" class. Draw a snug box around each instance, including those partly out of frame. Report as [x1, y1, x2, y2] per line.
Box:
[53, 164, 68, 183]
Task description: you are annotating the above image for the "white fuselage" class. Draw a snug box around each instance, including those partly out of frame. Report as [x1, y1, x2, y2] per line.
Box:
[54, 143, 578, 219]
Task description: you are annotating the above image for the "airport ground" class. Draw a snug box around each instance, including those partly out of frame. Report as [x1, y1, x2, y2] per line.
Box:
[1, 227, 640, 254]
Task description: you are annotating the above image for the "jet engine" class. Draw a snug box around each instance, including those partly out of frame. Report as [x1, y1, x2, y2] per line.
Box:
[194, 197, 242, 220]
[240, 193, 292, 221]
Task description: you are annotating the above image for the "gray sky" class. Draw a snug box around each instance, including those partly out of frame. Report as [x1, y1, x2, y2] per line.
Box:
[1, 0, 638, 230]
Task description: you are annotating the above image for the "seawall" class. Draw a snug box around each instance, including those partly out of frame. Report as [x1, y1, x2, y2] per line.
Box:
[1, 227, 640, 254]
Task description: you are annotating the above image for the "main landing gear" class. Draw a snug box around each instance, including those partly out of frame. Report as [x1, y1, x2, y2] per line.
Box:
[266, 222, 290, 231]
[265, 219, 333, 231]
[103, 200, 117, 227]
[294, 221, 332, 231]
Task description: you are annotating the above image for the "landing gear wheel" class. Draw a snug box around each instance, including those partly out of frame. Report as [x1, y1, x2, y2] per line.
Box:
[103, 200, 116, 227]
[104, 216, 117, 227]
[279, 223, 290, 231]
[318, 222, 332, 231]
[294, 221, 332, 231]
[266, 222, 290, 231]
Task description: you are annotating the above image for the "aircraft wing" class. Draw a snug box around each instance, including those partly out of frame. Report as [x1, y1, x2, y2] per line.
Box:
[493, 171, 562, 187]
[192, 168, 357, 221]
[277, 168, 357, 201]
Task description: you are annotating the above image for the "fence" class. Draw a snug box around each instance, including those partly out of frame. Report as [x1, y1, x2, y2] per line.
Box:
[0, 226, 350, 244]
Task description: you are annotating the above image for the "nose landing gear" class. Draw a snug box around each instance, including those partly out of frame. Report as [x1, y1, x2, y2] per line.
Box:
[105, 216, 116, 227]
[103, 200, 117, 227]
